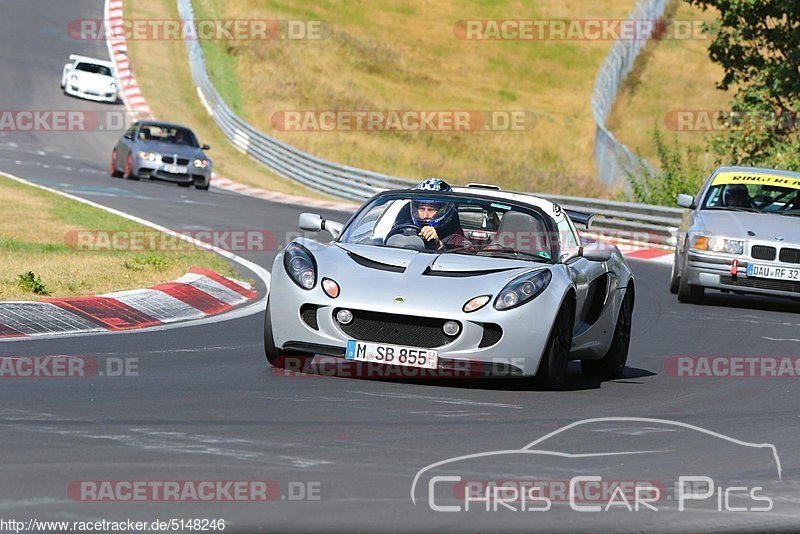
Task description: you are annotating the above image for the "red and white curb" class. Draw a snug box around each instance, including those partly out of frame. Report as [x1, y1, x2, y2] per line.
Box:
[106, 0, 152, 120]
[0, 268, 256, 339]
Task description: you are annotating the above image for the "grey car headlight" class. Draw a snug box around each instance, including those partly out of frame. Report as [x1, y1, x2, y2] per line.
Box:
[692, 235, 744, 255]
[283, 243, 316, 290]
[137, 151, 157, 162]
[494, 269, 552, 311]
[193, 159, 208, 168]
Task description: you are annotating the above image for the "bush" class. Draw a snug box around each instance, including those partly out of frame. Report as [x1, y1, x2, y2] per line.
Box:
[627, 128, 707, 206]
[17, 271, 50, 296]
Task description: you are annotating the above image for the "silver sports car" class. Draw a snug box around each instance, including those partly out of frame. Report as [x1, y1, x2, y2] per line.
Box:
[264, 184, 636, 389]
[110, 121, 212, 190]
[671, 166, 800, 303]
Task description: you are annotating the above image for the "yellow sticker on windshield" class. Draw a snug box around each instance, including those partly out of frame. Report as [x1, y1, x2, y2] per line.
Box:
[711, 172, 800, 190]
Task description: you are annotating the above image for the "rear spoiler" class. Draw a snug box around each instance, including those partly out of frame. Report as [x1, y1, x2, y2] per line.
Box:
[564, 209, 594, 230]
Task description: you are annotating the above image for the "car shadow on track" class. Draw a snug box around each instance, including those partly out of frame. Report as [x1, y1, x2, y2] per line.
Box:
[270, 358, 657, 392]
[680, 292, 800, 314]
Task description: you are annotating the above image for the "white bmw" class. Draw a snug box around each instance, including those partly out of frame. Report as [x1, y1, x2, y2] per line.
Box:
[61, 55, 119, 104]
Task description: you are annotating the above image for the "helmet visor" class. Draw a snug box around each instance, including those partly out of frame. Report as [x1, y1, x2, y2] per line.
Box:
[411, 199, 453, 225]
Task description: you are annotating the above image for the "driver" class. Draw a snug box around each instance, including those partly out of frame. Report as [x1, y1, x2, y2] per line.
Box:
[408, 178, 470, 251]
[723, 184, 752, 208]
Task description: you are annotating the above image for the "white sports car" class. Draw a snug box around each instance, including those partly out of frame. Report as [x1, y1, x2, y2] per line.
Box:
[61, 55, 119, 104]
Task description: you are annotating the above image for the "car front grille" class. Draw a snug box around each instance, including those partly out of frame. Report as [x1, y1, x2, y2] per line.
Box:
[779, 247, 800, 264]
[300, 304, 320, 330]
[162, 156, 174, 164]
[335, 309, 459, 348]
[751, 245, 777, 261]
[721, 275, 800, 294]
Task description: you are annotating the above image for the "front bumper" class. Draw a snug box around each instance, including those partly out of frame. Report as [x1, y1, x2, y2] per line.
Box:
[684, 250, 800, 299]
[65, 84, 117, 103]
[133, 160, 211, 186]
[267, 260, 564, 377]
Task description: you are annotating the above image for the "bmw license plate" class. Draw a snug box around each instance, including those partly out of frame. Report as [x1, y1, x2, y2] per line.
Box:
[345, 340, 438, 369]
[163, 164, 188, 174]
[747, 263, 800, 281]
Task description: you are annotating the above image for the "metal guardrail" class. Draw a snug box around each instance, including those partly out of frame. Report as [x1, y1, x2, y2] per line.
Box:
[177, 0, 679, 246]
[591, 0, 668, 186]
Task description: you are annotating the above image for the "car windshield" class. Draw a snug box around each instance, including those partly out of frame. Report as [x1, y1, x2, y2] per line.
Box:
[75, 62, 113, 77]
[339, 192, 557, 262]
[702, 181, 800, 216]
[138, 125, 198, 147]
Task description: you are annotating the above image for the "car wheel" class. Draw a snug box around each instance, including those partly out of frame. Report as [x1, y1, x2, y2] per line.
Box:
[677, 255, 704, 303]
[178, 182, 191, 187]
[122, 153, 138, 180]
[581, 290, 633, 380]
[196, 183, 210, 191]
[669, 251, 680, 294]
[264, 300, 311, 371]
[533, 298, 574, 390]
[109, 150, 122, 178]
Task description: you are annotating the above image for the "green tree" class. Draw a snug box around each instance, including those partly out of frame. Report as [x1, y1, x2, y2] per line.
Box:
[687, 0, 800, 166]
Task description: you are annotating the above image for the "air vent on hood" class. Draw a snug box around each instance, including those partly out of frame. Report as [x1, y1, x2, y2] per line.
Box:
[422, 266, 515, 277]
[347, 252, 405, 273]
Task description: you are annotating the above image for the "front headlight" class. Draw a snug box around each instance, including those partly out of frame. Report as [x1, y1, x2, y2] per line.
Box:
[136, 151, 157, 162]
[193, 159, 208, 168]
[70, 75, 78, 82]
[692, 236, 744, 255]
[494, 269, 552, 311]
[283, 243, 316, 290]
[109, 82, 117, 90]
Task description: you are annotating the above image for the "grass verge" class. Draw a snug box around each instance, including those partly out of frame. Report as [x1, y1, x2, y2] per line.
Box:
[0, 174, 237, 301]
[607, 0, 732, 166]
[128, 0, 649, 197]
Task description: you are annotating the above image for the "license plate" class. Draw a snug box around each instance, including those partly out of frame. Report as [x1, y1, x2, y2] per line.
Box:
[345, 340, 438, 369]
[747, 263, 800, 281]
[163, 164, 187, 174]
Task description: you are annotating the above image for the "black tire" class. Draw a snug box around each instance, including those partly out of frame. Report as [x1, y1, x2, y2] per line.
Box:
[582, 290, 633, 379]
[669, 251, 680, 294]
[196, 183, 210, 191]
[178, 182, 191, 187]
[677, 255, 704, 303]
[264, 300, 311, 371]
[533, 298, 575, 390]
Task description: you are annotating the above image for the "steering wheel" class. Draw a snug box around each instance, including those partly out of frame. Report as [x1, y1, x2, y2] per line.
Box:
[384, 223, 423, 244]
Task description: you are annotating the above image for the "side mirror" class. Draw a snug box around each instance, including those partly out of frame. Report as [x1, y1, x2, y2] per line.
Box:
[124, 132, 133, 140]
[299, 213, 344, 239]
[201, 144, 211, 150]
[677, 194, 694, 209]
[582, 247, 612, 262]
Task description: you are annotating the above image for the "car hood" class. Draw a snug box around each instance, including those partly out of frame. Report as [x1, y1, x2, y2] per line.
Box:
[697, 210, 799, 243]
[303, 241, 548, 312]
[136, 140, 206, 159]
[73, 71, 116, 89]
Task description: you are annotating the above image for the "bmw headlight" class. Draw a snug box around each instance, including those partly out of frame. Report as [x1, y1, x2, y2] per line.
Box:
[692, 236, 744, 255]
[70, 75, 78, 82]
[193, 159, 208, 168]
[494, 269, 552, 311]
[109, 82, 117, 90]
[136, 151, 157, 162]
[283, 243, 316, 290]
